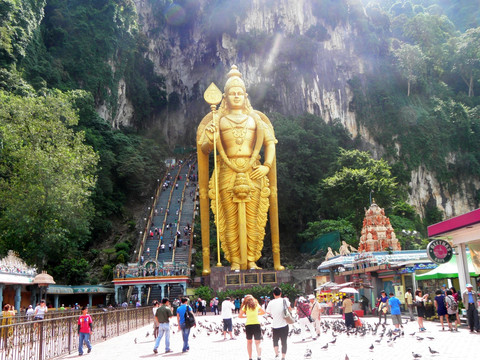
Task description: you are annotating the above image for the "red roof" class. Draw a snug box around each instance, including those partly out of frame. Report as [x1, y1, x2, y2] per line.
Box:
[428, 208, 480, 237]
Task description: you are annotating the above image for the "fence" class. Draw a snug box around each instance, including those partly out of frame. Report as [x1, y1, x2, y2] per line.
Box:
[0, 306, 152, 360]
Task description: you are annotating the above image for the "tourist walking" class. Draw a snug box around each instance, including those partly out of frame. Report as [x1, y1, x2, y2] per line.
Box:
[152, 300, 160, 339]
[462, 283, 479, 333]
[342, 295, 355, 329]
[308, 294, 321, 337]
[34, 299, 47, 320]
[296, 296, 317, 340]
[266, 287, 291, 360]
[176, 298, 195, 353]
[388, 292, 402, 333]
[78, 306, 93, 356]
[445, 290, 459, 332]
[376, 290, 389, 324]
[239, 295, 265, 360]
[153, 298, 173, 354]
[434, 289, 448, 330]
[221, 297, 236, 340]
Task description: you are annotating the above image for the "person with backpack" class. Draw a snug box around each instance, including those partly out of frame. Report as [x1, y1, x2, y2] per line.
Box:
[176, 298, 195, 353]
[445, 290, 459, 332]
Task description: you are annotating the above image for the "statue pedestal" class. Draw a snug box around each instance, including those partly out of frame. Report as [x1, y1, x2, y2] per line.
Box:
[206, 266, 292, 292]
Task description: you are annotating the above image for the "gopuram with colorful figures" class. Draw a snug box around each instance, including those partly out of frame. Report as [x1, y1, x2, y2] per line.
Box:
[317, 201, 435, 310]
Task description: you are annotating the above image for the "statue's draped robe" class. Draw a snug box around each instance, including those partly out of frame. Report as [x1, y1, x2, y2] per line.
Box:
[206, 115, 276, 265]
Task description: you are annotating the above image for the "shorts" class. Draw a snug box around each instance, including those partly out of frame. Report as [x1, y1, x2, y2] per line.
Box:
[223, 318, 233, 332]
[245, 324, 262, 340]
[448, 313, 456, 322]
[391, 314, 402, 325]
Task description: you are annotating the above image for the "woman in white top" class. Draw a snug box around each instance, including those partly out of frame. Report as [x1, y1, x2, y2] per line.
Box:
[415, 289, 428, 332]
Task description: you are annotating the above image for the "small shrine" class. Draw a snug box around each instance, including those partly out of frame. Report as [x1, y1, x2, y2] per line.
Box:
[358, 200, 401, 252]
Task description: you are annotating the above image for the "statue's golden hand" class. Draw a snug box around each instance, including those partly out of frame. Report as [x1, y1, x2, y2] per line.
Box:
[205, 122, 217, 142]
[250, 165, 269, 179]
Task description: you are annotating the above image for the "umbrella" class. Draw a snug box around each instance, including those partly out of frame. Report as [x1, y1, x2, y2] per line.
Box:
[339, 287, 358, 294]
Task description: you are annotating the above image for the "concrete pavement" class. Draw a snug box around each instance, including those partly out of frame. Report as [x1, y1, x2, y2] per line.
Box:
[57, 313, 478, 360]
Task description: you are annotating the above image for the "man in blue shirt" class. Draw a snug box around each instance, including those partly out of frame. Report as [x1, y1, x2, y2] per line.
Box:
[462, 283, 479, 333]
[388, 292, 402, 332]
[176, 298, 194, 352]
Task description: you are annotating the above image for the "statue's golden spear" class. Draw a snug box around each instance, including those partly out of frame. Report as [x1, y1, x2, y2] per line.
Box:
[203, 83, 223, 268]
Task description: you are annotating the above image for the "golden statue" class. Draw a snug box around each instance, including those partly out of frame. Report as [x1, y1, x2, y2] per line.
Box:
[197, 65, 284, 274]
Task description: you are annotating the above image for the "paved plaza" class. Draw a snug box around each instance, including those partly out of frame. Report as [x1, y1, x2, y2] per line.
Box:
[57, 313, 478, 360]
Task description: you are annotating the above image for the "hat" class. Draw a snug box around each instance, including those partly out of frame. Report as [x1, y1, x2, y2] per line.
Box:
[466, 283, 473, 288]
[298, 296, 306, 302]
[28, 305, 32, 308]
[308, 295, 315, 300]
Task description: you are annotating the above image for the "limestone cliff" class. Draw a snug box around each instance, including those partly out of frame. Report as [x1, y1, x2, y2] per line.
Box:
[133, 0, 367, 143]
[129, 0, 479, 219]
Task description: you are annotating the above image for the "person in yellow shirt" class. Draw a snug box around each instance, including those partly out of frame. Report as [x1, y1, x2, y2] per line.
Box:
[239, 295, 265, 360]
[405, 288, 415, 321]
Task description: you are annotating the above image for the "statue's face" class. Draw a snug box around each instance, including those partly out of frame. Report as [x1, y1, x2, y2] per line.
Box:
[226, 86, 246, 109]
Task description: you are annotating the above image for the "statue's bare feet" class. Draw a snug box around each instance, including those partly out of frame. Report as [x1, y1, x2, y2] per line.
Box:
[202, 268, 211, 275]
[231, 263, 240, 271]
[274, 264, 285, 271]
[248, 262, 261, 270]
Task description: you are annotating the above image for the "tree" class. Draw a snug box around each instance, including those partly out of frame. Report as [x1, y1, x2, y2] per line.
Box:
[319, 149, 398, 230]
[299, 219, 357, 247]
[453, 28, 480, 97]
[0, 89, 98, 269]
[394, 43, 426, 96]
[273, 113, 351, 236]
[53, 257, 90, 285]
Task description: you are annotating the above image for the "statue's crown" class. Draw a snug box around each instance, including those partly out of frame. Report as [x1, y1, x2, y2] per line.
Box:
[224, 65, 246, 92]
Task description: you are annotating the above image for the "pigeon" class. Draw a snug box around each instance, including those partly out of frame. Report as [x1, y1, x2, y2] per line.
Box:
[427, 336, 435, 340]
[429, 347, 439, 354]
[329, 338, 337, 344]
[416, 336, 424, 341]
[304, 349, 312, 359]
[134, 338, 137, 344]
[369, 344, 374, 351]
[321, 343, 328, 350]
[146, 331, 150, 337]
[412, 352, 422, 358]
[409, 332, 416, 336]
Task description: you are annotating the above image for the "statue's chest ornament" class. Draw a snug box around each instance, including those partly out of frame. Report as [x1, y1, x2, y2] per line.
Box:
[225, 115, 249, 145]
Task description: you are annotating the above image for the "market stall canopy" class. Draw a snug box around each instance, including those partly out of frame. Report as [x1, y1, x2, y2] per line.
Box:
[314, 281, 338, 291]
[415, 253, 477, 280]
[339, 287, 359, 294]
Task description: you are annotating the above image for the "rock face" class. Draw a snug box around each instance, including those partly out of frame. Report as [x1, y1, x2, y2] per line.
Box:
[129, 0, 479, 219]
[133, 0, 366, 143]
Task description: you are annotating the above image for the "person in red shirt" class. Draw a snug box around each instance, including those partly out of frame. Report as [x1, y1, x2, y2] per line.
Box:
[78, 306, 93, 356]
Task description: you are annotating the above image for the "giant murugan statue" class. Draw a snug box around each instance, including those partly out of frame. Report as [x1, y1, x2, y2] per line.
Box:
[197, 65, 284, 274]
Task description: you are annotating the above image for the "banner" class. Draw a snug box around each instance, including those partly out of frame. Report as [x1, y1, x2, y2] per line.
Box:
[469, 243, 480, 275]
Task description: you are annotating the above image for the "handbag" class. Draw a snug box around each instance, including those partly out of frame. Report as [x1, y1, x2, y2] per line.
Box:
[283, 299, 295, 324]
[298, 303, 314, 323]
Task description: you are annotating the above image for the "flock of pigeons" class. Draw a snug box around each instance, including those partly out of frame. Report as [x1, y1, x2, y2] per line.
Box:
[136, 317, 446, 359]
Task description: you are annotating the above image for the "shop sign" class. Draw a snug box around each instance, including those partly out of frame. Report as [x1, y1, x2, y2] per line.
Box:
[427, 239, 453, 264]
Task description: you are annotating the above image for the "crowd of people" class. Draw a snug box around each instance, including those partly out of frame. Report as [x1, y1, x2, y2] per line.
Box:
[373, 284, 480, 334]
[149, 288, 326, 360]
